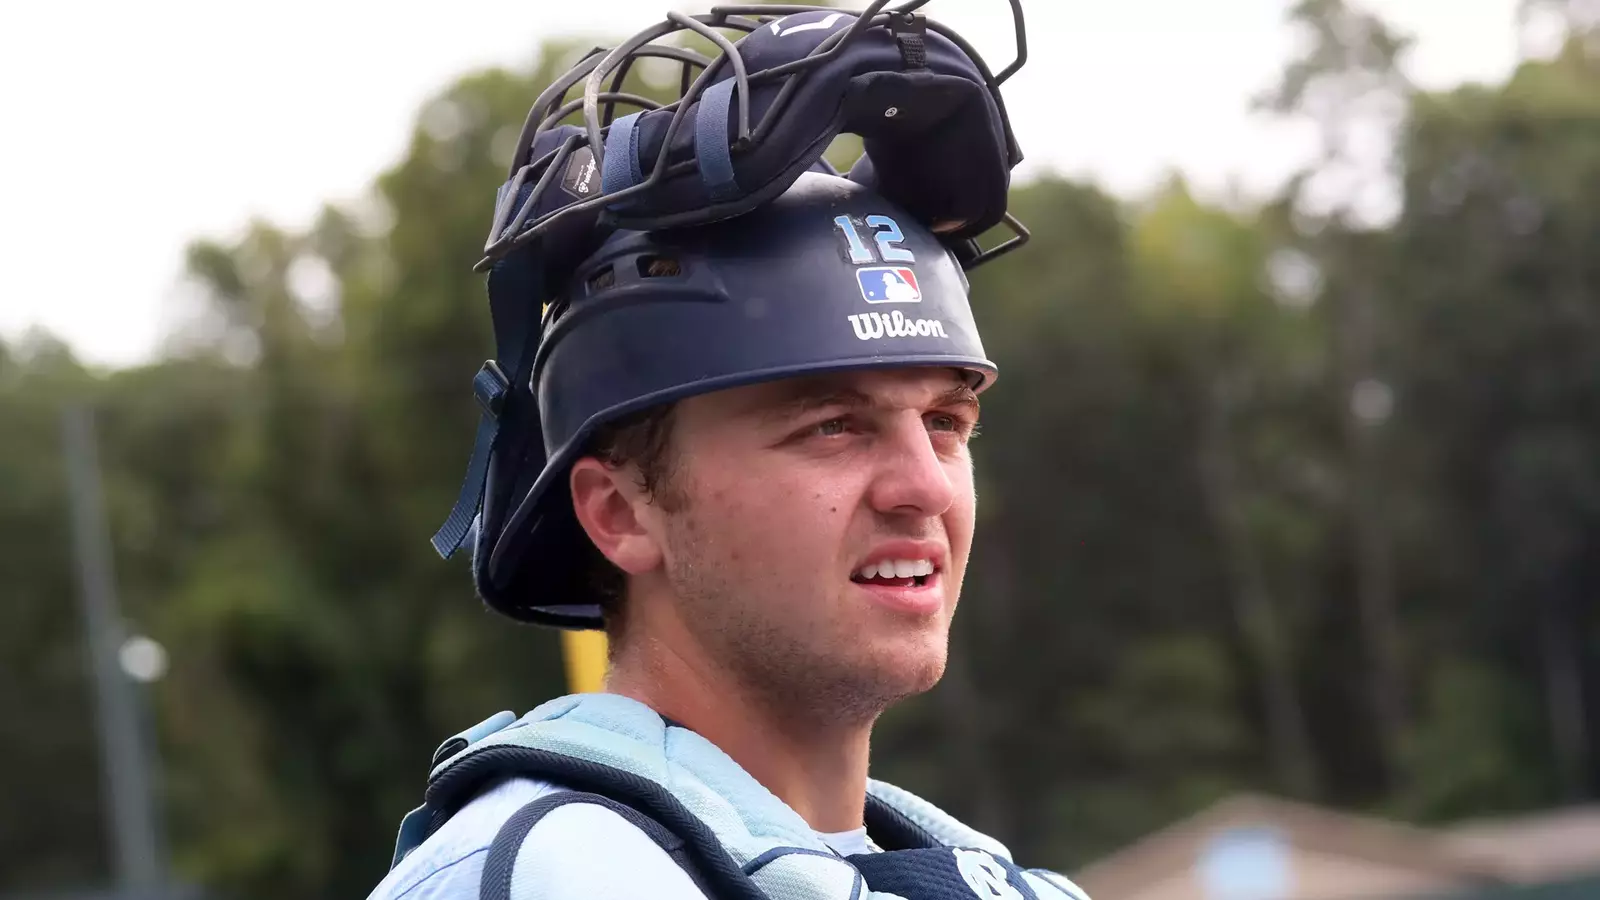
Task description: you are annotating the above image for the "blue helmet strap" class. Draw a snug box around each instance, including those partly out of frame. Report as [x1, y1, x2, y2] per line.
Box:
[602, 112, 647, 196]
[694, 80, 742, 203]
[430, 247, 546, 559]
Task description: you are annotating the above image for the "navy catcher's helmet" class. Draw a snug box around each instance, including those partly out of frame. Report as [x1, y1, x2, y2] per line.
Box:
[431, 0, 1030, 629]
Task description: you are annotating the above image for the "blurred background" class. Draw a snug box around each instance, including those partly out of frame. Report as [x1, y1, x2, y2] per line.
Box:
[4, 1, 1599, 899]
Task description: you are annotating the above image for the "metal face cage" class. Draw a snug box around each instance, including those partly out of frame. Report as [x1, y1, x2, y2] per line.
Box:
[479, 0, 1030, 274]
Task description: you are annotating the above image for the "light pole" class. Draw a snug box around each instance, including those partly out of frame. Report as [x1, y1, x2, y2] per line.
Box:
[61, 405, 169, 898]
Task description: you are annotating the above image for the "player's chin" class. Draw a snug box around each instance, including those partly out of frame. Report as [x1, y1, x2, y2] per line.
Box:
[858, 625, 950, 694]
[879, 646, 948, 698]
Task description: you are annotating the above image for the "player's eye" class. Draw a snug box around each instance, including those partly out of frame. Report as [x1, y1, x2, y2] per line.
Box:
[926, 412, 978, 441]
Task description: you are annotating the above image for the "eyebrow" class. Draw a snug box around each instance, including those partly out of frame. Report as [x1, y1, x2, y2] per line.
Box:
[935, 384, 981, 415]
[755, 381, 980, 424]
[756, 387, 874, 424]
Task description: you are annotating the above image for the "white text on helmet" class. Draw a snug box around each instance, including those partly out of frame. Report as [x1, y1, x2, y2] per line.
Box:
[847, 310, 949, 341]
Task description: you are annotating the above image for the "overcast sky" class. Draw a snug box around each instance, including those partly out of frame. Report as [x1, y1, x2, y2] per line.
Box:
[1, 0, 1532, 369]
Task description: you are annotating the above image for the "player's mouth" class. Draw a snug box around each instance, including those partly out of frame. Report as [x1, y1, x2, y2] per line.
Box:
[849, 542, 946, 614]
[850, 557, 938, 588]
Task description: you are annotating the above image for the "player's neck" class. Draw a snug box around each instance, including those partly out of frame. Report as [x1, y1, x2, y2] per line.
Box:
[604, 628, 874, 834]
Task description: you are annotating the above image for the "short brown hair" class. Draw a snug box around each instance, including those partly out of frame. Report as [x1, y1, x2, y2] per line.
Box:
[576, 401, 682, 642]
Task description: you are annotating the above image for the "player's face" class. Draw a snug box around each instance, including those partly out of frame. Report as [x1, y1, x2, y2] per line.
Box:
[653, 366, 980, 720]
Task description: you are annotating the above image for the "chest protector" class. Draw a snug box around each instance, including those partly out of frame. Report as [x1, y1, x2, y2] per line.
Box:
[390, 694, 1090, 900]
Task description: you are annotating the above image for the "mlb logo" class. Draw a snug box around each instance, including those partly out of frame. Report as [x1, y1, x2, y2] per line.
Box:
[856, 266, 921, 304]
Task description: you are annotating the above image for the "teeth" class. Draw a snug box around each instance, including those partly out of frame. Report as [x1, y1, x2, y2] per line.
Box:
[854, 559, 936, 580]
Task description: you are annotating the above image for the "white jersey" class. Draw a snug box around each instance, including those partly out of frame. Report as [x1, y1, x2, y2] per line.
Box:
[368, 776, 882, 900]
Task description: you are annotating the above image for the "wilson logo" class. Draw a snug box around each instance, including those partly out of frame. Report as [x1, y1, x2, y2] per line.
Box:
[847, 310, 949, 341]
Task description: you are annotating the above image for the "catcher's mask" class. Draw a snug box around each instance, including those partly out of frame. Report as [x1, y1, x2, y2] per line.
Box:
[433, 0, 1029, 629]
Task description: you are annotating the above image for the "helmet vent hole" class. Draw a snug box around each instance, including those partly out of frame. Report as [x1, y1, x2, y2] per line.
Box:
[587, 267, 616, 294]
[638, 255, 682, 278]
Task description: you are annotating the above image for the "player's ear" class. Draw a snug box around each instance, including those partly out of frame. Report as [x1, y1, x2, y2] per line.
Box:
[569, 458, 664, 576]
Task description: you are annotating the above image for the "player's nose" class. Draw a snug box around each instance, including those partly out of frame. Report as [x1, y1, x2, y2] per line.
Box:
[864, 414, 957, 517]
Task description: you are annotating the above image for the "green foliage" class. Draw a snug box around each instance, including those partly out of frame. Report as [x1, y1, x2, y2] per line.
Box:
[6, 6, 1600, 899]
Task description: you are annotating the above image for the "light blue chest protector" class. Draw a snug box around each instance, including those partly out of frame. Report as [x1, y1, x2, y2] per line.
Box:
[389, 693, 1090, 900]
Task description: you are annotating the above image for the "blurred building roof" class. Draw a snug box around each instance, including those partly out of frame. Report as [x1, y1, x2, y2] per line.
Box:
[1441, 805, 1600, 885]
[1069, 793, 1600, 900]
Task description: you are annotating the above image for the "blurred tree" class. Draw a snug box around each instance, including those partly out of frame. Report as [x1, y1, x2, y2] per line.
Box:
[1132, 176, 1322, 803]
[1386, 26, 1600, 807]
[1255, 0, 1418, 791]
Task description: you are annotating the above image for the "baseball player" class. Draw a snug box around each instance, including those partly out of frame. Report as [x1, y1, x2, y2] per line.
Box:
[368, 4, 1089, 899]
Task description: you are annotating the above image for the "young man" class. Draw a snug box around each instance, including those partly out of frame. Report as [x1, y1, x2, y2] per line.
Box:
[369, 5, 1089, 899]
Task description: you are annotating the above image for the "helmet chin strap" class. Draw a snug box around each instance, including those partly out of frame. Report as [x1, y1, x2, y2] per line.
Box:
[430, 251, 547, 561]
